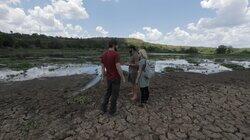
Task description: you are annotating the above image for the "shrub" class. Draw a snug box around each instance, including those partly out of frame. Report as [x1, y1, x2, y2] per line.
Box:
[221, 63, 245, 70]
[164, 67, 184, 72]
[185, 47, 199, 54]
[216, 45, 234, 54]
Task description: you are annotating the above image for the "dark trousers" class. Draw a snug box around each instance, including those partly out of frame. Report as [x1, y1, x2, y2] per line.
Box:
[101, 79, 121, 114]
[140, 87, 149, 103]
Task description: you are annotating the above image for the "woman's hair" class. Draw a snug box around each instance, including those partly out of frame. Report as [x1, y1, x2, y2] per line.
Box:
[138, 49, 148, 59]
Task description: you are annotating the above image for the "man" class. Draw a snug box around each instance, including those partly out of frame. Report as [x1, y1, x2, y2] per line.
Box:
[127, 45, 139, 101]
[100, 40, 125, 115]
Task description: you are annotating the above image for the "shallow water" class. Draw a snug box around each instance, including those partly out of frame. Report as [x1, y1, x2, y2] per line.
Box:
[230, 61, 250, 68]
[0, 59, 249, 91]
[148, 53, 187, 56]
[0, 64, 100, 82]
[155, 59, 232, 74]
[0, 59, 233, 82]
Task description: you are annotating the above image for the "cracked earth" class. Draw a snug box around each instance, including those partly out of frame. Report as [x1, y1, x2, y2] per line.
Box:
[0, 71, 250, 140]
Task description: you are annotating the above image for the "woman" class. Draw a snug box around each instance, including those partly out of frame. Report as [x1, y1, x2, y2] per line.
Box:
[127, 45, 139, 101]
[136, 49, 150, 104]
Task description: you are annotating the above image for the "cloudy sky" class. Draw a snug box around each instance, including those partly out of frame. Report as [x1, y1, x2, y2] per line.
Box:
[0, 0, 250, 48]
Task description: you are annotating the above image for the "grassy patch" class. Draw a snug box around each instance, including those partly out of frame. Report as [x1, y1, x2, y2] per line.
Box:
[67, 95, 89, 105]
[164, 67, 184, 72]
[6, 61, 33, 71]
[20, 119, 39, 136]
[186, 58, 200, 66]
[221, 63, 246, 70]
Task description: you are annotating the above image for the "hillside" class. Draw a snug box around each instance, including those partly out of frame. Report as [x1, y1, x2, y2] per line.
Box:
[1, 31, 250, 56]
[0, 31, 204, 53]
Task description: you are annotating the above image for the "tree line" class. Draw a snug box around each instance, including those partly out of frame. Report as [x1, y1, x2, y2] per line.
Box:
[1, 31, 247, 55]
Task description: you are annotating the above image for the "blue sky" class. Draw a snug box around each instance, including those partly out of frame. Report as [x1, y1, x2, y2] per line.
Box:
[0, 0, 250, 47]
[18, 0, 215, 37]
[85, 0, 215, 37]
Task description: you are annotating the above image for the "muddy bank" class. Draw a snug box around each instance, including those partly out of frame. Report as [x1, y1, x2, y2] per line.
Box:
[0, 71, 250, 140]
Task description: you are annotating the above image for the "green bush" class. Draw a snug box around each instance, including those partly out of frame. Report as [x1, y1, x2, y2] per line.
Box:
[216, 45, 234, 54]
[164, 67, 184, 72]
[222, 63, 245, 70]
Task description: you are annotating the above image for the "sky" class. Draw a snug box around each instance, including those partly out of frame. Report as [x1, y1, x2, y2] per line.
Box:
[0, 0, 250, 48]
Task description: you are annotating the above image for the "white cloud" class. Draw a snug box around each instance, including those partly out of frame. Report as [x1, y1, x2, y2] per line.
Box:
[5, 0, 21, 5]
[0, 0, 89, 38]
[130, 0, 250, 48]
[143, 27, 162, 42]
[129, 27, 162, 43]
[129, 32, 145, 40]
[96, 26, 109, 37]
[198, 0, 249, 28]
[52, 0, 89, 19]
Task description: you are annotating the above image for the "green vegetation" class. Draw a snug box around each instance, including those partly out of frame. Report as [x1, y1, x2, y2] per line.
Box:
[20, 119, 39, 136]
[221, 63, 246, 70]
[1, 31, 250, 54]
[216, 45, 233, 54]
[186, 58, 200, 66]
[0, 31, 249, 71]
[1, 31, 249, 56]
[67, 95, 89, 105]
[164, 67, 184, 72]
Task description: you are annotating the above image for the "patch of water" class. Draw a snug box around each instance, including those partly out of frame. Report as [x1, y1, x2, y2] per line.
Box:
[0, 64, 100, 82]
[230, 61, 250, 68]
[148, 53, 187, 56]
[0, 59, 247, 91]
[155, 59, 232, 74]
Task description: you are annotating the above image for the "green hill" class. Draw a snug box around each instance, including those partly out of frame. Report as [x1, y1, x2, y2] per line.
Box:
[0, 31, 249, 56]
[0, 31, 204, 53]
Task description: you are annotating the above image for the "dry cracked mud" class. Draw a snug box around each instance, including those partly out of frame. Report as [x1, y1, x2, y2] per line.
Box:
[0, 71, 250, 140]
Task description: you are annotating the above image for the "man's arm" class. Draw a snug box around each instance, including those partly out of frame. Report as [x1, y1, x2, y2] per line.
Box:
[101, 63, 106, 80]
[116, 63, 125, 83]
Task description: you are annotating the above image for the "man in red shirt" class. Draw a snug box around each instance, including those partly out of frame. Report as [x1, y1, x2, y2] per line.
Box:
[100, 40, 125, 115]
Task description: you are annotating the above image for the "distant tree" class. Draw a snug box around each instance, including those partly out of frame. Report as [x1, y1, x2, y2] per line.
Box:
[0, 35, 3, 48]
[216, 45, 234, 54]
[2, 34, 14, 47]
[35, 39, 42, 48]
[227, 45, 233, 54]
[48, 40, 62, 49]
[185, 47, 199, 54]
[16, 40, 28, 48]
[180, 48, 186, 53]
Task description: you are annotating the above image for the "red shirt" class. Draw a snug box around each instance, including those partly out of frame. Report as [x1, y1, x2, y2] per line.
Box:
[101, 50, 121, 80]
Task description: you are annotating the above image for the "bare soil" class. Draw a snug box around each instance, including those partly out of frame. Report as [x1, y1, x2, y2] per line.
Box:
[0, 71, 250, 140]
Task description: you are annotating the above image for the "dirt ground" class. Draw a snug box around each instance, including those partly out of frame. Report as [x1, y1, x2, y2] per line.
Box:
[0, 71, 250, 140]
